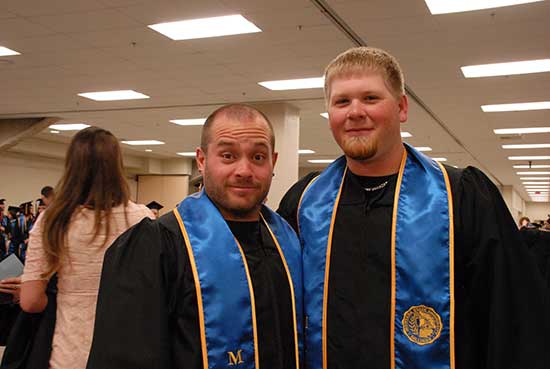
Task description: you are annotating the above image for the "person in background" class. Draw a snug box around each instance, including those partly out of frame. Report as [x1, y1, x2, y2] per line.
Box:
[36, 198, 47, 218]
[519, 216, 532, 229]
[145, 201, 164, 219]
[19, 127, 154, 369]
[87, 104, 302, 369]
[40, 186, 54, 207]
[0, 199, 8, 259]
[278, 46, 548, 369]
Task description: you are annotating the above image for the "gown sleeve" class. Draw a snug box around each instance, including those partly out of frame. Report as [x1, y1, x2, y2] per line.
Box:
[453, 166, 550, 369]
[86, 216, 183, 369]
[277, 171, 320, 233]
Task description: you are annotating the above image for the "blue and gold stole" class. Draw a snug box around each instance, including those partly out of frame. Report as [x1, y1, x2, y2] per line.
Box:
[173, 190, 303, 369]
[298, 143, 454, 369]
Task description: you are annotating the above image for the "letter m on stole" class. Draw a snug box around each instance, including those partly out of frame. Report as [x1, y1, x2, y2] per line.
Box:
[227, 349, 244, 366]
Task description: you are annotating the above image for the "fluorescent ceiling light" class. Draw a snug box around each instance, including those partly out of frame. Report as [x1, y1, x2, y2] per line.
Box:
[78, 90, 150, 101]
[424, 0, 543, 14]
[145, 149, 152, 152]
[148, 14, 261, 41]
[320, 113, 329, 119]
[508, 155, 550, 160]
[122, 140, 164, 145]
[0, 46, 20, 56]
[177, 152, 196, 157]
[415, 147, 432, 152]
[308, 159, 335, 164]
[298, 149, 315, 154]
[523, 181, 550, 185]
[461, 59, 550, 78]
[514, 164, 550, 168]
[170, 118, 206, 126]
[49, 124, 90, 131]
[520, 177, 550, 180]
[401, 132, 412, 138]
[503, 143, 550, 149]
[50, 130, 60, 134]
[528, 190, 550, 193]
[495, 127, 550, 134]
[482, 101, 550, 112]
[432, 157, 447, 162]
[524, 185, 550, 188]
[259, 77, 324, 91]
[517, 171, 550, 175]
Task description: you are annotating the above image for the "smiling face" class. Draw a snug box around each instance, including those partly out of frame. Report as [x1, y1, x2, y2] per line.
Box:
[196, 113, 277, 221]
[327, 70, 408, 173]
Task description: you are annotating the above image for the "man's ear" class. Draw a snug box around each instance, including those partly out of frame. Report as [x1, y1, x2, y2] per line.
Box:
[196, 147, 205, 174]
[271, 151, 278, 169]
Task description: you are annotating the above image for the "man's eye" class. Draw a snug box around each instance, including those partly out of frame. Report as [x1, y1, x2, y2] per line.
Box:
[334, 98, 349, 105]
[254, 154, 266, 161]
[221, 153, 234, 160]
[365, 95, 378, 101]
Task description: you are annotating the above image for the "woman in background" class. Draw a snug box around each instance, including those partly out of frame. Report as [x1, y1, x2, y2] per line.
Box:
[19, 127, 153, 369]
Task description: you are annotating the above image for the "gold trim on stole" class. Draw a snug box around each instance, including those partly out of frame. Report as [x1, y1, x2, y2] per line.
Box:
[321, 167, 347, 369]
[233, 237, 261, 369]
[437, 162, 456, 369]
[390, 149, 408, 369]
[260, 213, 301, 369]
[173, 209, 209, 369]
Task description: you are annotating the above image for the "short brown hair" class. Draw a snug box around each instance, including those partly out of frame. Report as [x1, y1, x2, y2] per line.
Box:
[324, 46, 405, 100]
[200, 104, 275, 152]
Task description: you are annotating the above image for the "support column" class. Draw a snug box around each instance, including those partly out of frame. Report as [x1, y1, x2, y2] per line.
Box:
[136, 158, 193, 216]
[254, 103, 300, 210]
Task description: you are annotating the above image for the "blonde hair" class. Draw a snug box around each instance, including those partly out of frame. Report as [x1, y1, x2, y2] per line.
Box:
[324, 46, 405, 100]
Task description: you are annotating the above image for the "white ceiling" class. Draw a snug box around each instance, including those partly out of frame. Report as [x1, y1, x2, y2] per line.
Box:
[1, 0, 549, 202]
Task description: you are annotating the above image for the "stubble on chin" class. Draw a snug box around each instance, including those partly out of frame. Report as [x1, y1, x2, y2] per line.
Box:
[342, 136, 377, 161]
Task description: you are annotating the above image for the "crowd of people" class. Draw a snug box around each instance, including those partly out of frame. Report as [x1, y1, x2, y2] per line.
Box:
[0, 47, 548, 369]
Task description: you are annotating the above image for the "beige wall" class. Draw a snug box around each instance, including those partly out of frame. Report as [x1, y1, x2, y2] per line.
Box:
[0, 153, 64, 207]
[136, 175, 189, 216]
[525, 202, 550, 223]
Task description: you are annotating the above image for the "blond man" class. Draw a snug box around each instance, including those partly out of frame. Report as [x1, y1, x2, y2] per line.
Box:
[278, 47, 548, 369]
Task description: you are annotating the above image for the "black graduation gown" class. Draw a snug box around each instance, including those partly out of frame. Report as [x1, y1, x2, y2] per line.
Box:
[86, 210, 296, 369]
[278, 165, 550, 369]
[520, 228, 550, 290]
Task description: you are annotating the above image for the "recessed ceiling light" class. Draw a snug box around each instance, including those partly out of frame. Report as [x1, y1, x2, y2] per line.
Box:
[414, 147, 432, 152]
[523, 181, 550, 185]
[308, 159, 335, 164]
[320, 112, 329, 119]
[461, 59, 550, 78]
[78, 90, 150, 101]
[50, 130, 60, 134]
[502, 143, 550, 149]
[49, 124, 90, 131]
[170, 118, 206, 126]
[145, 149, 152, 152]
[520, 177, 550, 180]
[494, 127, 550, 134]
[177, 152, 196, 157]
[259, 77, 324, 91]
[517, 171, 550, 175]
[148, 14, 261, 41]
[514, 164, 550, 168]
[298, 149, 315, 154]
[508, 155, 550, 160]
[122, 140, 164, 145]
[401, 132, 412, 138]
[482, 101, 550, 112]
[432, 157, 447, 162]
[0, 46, 20, 56]
[424, 0, 543, 14]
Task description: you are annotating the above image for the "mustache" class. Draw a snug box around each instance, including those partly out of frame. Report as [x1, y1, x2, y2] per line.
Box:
[227, 179, 261, 188]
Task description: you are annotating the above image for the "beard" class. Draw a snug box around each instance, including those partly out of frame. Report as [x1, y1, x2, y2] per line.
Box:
[341, 136, 378, 161]
[203, 171, 269, 220]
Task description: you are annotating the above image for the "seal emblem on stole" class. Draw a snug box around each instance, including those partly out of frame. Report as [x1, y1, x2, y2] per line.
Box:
[402, 305, 443, 345]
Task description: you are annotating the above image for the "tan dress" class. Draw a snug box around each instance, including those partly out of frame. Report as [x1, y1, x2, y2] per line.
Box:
[22, 202, 153, 369]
